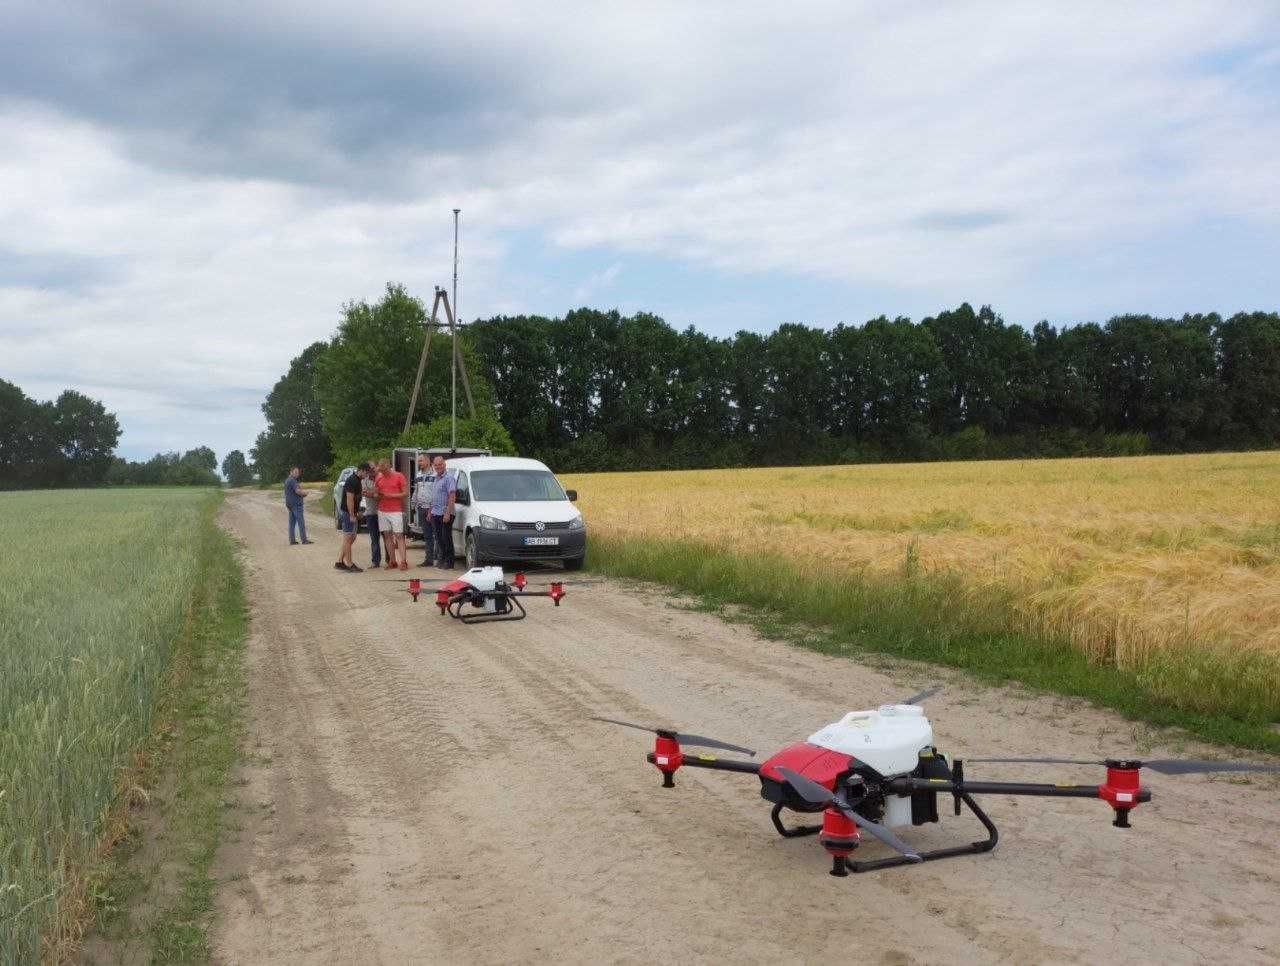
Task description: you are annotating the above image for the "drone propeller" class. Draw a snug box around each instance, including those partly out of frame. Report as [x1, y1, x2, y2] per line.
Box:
[775, 766, 922, 862]
[589, 716, 755, 756]
[901, 685, 942, 705]
[965, 756, 1280, 776]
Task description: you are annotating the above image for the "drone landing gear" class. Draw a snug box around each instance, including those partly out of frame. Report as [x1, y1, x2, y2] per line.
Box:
[449, 594, 527, 623]
[770, 803, 822, 838]
[839, 792, 999, 874]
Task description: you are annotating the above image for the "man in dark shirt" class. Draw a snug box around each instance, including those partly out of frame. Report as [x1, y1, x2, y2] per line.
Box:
[284, 467, 312, 545]
[336, 464, 368, 572]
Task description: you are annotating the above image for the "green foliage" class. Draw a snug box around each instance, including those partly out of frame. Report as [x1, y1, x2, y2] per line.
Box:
[327, 438, 391, 482]
[105, 449, 222, 486]
[0, 380, 121, 489]
[220, 449, 254, 486]
[251, 341, 333, 482]
[396, 412, 516, 454]
[467, 306, 1280, 472]
[312, 283, 497, 455]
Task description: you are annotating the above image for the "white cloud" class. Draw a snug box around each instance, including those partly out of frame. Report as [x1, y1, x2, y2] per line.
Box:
[1, 2, 1278, 457]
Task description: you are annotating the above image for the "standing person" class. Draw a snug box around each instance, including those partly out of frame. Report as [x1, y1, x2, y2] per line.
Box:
[376, 457, 409, 571]
[361, 462, 382, 568]
[413, 452, 437, 567]
[335, 464, 366, 572]
[284, 467, 312, 545]
[429, 454, 457, 569]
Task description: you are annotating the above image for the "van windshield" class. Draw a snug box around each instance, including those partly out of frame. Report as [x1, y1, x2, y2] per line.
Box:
[470, 469, 566, 502]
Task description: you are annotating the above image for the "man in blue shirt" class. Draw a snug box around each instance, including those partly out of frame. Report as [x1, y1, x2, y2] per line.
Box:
[413, 452, 437, 567]
[283, 467, 313, 545]
[428, 455, 457, 568]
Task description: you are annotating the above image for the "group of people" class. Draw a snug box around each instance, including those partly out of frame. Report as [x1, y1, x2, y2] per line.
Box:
[331, 453, 459, 573]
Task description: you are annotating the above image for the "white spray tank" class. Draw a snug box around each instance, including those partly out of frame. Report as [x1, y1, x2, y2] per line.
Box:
[459, 566, 507, 612]
[807, 704, 934, 828]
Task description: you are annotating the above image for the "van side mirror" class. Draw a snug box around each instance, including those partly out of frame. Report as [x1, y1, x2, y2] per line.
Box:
[565, 489, 578, 502]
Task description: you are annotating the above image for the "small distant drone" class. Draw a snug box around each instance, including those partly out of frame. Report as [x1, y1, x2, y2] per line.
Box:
[386, 566, 579, 623]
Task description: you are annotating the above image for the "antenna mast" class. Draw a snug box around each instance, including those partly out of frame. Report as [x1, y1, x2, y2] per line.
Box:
[451, 208, 460, 449]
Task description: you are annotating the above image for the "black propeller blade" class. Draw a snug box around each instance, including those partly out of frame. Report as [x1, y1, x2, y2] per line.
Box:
[966, 756, 1100, 766]
[775, 766, 922, 862]
[589, 717, 755, 756]
[1138, 758, 1280, 776]
[966, 756, 1280, 776]
[901, 685, 942, 705]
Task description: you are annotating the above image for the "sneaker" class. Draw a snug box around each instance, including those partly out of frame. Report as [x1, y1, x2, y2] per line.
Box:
[290, 540, 298, 545]
[301, 539, 314, 545]
[346, 563, 364, 573]
[334, 561, 347, 570]
[418, 561, 433, 568]
[399, 561, 409, 571]
[384, 561, 398, 569]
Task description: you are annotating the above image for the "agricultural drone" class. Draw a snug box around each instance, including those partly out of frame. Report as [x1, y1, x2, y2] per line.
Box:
[593, 688, 1280, 877]
[385, 565, 582, 623]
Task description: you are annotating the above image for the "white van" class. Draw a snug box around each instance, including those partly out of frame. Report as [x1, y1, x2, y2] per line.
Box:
[443, 455, 586, 570]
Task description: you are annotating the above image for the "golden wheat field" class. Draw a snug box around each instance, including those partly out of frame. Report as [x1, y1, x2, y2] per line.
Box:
[563, 452, 1280, 673]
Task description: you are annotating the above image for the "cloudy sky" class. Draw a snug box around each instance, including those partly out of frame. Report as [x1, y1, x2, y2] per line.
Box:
[2, 2, 1278, 460]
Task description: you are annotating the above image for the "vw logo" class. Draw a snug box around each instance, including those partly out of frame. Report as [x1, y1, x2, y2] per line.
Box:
[534, 521, 546, 531]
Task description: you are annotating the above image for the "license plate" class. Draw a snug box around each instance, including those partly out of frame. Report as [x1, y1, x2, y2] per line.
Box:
[523, 536, 559, 546]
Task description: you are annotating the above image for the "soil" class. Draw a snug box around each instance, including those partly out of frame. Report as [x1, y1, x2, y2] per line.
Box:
[211, 489, 1280, 964]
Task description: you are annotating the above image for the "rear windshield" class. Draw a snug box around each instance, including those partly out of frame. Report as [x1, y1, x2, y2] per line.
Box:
[470, 469, 566, 502]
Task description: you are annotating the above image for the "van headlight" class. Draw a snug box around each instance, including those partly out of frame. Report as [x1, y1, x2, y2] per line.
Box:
[479, 514, 508, 531]
[567, 516, 584, 530]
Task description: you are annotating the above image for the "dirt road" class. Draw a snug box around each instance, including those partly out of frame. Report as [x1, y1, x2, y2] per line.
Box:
[213, 489, 1280, 964]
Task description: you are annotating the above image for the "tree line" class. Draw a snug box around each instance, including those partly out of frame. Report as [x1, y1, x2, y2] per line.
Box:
[0, 377, 251, 489]
[466, 305, 1280, 470]
[252, 285, 1280, 478]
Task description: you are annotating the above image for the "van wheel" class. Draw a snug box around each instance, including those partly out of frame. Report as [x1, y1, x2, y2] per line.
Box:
[564, 556, 584, 571]
[465, 532, 479, 569]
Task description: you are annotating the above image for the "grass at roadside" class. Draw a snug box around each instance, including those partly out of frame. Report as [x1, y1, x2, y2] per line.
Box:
[585, 533, 1280, 755]
[0, 489, 247, 963]
[81, 499, 248, 963]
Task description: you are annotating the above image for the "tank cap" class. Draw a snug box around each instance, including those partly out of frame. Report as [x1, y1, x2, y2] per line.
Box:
[879, 704, 924, 716]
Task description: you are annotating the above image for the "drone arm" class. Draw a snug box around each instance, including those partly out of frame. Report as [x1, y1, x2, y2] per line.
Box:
[891, 777, 1112, 799]
[646, 752, 760, 776]
[889, 772, 1151, 827]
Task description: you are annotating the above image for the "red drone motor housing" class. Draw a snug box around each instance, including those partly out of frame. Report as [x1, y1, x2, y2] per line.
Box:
[819, 806, 860, 858]
[1098, 761, 1144, 826]
[652, 734, 683, 787]
[513, 572, 527, 590]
